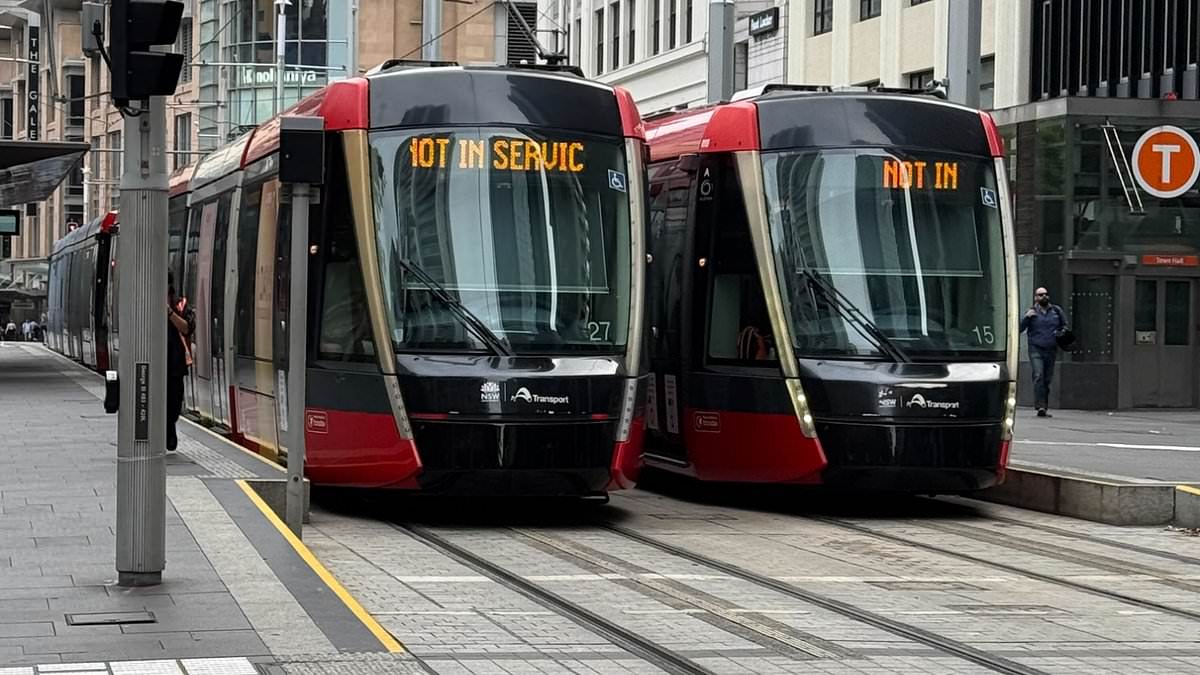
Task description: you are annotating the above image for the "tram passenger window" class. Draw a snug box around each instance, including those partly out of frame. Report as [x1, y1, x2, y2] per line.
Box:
[317, 137, 374, 362]
[235, 183, 262, 358]
[705, 167, 775, 366]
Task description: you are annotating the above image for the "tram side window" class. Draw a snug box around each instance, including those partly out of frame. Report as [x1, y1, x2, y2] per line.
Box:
[317, 137, 374, 362]
[168, 196, 187, 285]
[647, 163, 689, 361]
[705, 164, 775, 366]
[235, 183, 262, 358]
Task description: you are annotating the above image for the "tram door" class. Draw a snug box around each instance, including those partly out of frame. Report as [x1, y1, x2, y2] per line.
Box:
[209, 194, 234, 429]
[645, 162, 694, 461]
[192, 201, 219, 422]
[1133, 278, 1194, 407]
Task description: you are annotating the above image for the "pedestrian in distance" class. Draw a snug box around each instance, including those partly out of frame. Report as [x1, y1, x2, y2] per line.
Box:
[1019, 286, 1069, 418]
[22, 319, 32, 342]
[167, 275, 194, 452]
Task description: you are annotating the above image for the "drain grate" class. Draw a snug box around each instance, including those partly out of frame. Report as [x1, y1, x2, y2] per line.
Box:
[870, 580, 985, 591]
[647, 513, 738, 521]
[65, 610, 157, 626]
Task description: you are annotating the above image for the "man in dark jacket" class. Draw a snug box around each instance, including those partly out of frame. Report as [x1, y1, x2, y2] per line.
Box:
[167, 276, 194, 451]
[1019, 287, 1067, 417]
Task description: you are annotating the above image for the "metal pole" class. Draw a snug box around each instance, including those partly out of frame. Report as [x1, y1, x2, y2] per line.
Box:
[275, 0, 288, 115]
[115, 95, 168, 587]
[348, 0, 358, 77]
[422, 0, 441, 60]
[706, 0, 734, 103]
[81, 167, 89, 224]
[284, 182, 310, 536]
[945, 0, 982, 108]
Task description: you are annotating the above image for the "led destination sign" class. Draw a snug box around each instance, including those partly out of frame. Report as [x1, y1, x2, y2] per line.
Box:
[409, 136, 587, 172]
[882, 159, 960, 190]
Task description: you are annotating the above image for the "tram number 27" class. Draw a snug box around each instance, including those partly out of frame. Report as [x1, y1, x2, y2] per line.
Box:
[587, 321, 611, 342]
[971, 325, 995, 345]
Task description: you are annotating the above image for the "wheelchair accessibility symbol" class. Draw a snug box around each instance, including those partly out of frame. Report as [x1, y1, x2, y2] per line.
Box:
[608, 169, 627, 192]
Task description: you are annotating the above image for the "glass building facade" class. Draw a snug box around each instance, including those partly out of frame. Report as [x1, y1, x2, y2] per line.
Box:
[221, 0, 353, 135]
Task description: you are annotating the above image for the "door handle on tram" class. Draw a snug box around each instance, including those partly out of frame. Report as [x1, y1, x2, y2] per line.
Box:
[651, 326, 659, 339]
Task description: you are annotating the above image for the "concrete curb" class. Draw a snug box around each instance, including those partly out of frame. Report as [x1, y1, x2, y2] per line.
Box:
[1177, 486, 1200, 529]
[244, 477, 312, 524]
[977, 464, 1197, 526]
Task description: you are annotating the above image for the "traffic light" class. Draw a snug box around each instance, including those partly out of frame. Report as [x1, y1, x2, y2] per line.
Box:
[108, 0, 185, 106]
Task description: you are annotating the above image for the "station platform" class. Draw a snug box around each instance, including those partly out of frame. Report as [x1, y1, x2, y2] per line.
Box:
[0, 343, 418, 673]
[1011, 407, 1200, 483]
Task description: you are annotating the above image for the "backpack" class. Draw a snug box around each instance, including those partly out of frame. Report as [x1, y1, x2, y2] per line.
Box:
[1051, 305, 1076, 351]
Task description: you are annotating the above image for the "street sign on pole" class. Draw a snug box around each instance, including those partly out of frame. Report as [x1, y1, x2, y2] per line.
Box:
[279, 115, 324, 536]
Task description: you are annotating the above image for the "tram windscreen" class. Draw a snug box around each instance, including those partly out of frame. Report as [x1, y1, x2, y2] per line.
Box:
[761, 149, 1007, 359]
[370, 127, 633, 354]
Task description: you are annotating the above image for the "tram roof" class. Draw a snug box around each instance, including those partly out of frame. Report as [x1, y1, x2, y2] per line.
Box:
[177, 63, 645, 193]
[644, 90, 997, 162]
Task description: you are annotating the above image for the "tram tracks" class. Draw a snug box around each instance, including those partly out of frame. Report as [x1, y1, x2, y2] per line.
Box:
[389, 519, 1047, 675]
[814, 516, 1200, 624]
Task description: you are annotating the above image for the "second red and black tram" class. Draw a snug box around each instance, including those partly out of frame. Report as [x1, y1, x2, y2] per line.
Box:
[49, 62, 650, 495]
[642, 87, 1019, 492]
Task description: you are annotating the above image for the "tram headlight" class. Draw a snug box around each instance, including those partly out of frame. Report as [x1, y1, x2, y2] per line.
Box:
[1001, 381, 1017, 440]
[786, 379, 818, 439]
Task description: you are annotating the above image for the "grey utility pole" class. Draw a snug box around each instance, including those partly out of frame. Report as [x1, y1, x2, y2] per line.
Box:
[706, 0, 735, 103]
[945, 0, 982, 108]
[115, 95, 169, 587]
[422, 0, 442, 60]
[279, 115, 323, 537]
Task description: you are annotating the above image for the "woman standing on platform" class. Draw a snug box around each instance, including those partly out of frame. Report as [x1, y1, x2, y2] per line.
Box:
[167, 275, 193, 451]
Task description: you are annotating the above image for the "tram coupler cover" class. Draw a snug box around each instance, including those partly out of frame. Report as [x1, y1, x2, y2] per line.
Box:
[104, 370, 119, 414]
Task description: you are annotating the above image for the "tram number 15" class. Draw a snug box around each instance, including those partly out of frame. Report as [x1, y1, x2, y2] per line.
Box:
[588, 321, 611, 342]
[972, 325, 995, 345]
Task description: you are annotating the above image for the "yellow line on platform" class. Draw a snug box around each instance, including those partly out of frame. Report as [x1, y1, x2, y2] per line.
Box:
[234, 479, 405, 653]
[1177, 485, 1200, 497]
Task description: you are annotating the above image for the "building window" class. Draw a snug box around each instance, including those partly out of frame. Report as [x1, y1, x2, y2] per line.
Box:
[684, 0, 692, 42]
[910, 0, 931, 4]
[1, 97, 12, 139]
[979, 56, 995, 109]
[174, 113, 192, 170]
[610, 1, 621, 69]
[627, 0, 635, 63]
[67, 164, 83, 198]
[860, 0, 880, 20]
[572, 17, 581, 65]
[66, 72, 85, 128]
[175, 18, 193, 83]
[813, 0, 833, 35]
[505, 3, 539, 64]
[107, 131, 121, 210]
[734, 41, 748, 91]
[908, 68, 935, 89]
[668, 0, 676, 49]
[594, 9, 604, 74]
[652, 0, 661, 54]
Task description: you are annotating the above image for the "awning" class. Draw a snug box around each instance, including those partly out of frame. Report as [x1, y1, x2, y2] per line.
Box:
[0, 140, 88, 206]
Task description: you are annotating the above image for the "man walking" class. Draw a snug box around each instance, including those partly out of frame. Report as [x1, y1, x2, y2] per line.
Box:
[1020, 287, 1067, 417]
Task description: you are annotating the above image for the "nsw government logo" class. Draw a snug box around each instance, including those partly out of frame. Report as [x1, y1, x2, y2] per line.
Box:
[480, 381, 501, 403]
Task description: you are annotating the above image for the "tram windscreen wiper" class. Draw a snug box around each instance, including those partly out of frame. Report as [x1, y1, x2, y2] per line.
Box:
[800, 270, 911, 363]
[397, 259, 514, 357]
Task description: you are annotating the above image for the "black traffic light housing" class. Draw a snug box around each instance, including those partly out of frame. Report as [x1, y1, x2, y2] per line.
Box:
[108, 0, 186, 106]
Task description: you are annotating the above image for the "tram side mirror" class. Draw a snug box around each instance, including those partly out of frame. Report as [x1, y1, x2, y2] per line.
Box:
[279, 116, 325, 185]
[676, 153, 701, 174]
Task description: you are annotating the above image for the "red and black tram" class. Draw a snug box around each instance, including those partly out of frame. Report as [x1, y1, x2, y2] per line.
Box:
[49, 62, 650, 495]
[642, 87, 1019, 492]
